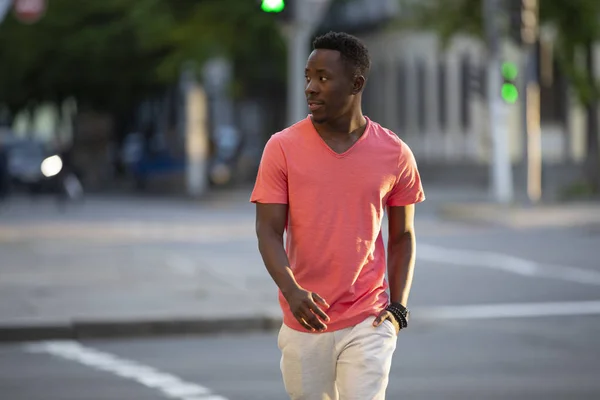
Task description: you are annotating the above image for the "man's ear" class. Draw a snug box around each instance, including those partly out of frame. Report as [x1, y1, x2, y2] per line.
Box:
[352, 75, 366, 95]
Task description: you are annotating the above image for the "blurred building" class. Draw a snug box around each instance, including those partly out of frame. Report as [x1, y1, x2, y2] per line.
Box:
[319, 0, 586, 188]
[4, 0, 592, 194]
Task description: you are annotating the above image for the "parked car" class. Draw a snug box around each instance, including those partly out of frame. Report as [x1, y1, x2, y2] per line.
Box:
[120, 131, 185, 190]
[3, 136, 82, 198]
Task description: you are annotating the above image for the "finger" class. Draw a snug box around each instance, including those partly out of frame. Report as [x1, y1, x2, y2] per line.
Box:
[312, 293, 330, 308]
[308, 302, 330, 323]
[295, 308, 321, 331]
[305, 312, 327, 331]
[308, 295, 330, 322]
[300, 309, 327, 331]
[372, 311, 389, 326]
[296, 316, 315, 332]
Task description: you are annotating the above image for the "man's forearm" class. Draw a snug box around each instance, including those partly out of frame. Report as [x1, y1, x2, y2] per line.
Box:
[387, 230, 416, 306]
[257, 231, 300, 297]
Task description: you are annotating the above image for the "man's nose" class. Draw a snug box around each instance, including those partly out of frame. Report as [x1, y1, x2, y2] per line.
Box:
[305, 80, 318, 96]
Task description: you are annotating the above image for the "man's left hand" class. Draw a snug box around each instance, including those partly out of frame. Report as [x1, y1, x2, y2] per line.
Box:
[373, 310, 400, 334]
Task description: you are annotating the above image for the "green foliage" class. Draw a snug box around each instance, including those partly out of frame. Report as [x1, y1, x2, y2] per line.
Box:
[560, 180, 597, 200]
[396, 0, 483, 48]
[0, 0, 286, 115]
[541, 0, 600, 106]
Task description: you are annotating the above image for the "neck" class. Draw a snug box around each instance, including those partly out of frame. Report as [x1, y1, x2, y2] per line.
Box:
[314, 109, 367, 137]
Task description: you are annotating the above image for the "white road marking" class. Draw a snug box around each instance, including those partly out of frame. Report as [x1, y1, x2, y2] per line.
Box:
[417, 300, 600, 320]
[418, 243, 600, 286]
[25, 341, 228, 400]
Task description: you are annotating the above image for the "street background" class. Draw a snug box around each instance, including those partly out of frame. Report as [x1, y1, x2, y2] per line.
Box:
[2, 0, 600, 399]
[1, 186, 600, 399]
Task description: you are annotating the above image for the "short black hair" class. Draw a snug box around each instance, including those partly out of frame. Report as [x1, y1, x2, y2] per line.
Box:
[312, 31, 371, 78]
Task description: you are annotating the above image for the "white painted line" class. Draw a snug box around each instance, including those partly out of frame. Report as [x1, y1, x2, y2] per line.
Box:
[417, 300, 600, 321]
[418, 243, 600, 286]
[25, 341, 228, 400]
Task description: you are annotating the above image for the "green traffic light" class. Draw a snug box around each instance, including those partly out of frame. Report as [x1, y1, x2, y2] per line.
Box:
[501, 62, 518, 80]
[261, 0, 285, 13]
[501, 83, 519, 104]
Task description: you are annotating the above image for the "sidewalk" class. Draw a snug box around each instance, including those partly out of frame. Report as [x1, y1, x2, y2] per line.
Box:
[432, 185, 600, 229]
[440, 202, 600, 229]
[1, 186, 598, 343]
[0, 192, 282, 342]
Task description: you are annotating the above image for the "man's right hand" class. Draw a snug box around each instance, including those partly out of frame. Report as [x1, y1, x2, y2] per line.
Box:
[284, 287, 330, 332]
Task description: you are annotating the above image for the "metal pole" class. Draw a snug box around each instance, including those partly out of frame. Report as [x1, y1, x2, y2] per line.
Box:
[287, 21, 311, 126]
[181, 66, 209, 198]
[484, 0, 514, 203]
[523, 3, 542, 204]
[286, 0, 332, 127]
[526, 74, 542, 203]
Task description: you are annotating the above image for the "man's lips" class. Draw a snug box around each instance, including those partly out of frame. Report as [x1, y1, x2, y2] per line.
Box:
[308, 101, 324, 111]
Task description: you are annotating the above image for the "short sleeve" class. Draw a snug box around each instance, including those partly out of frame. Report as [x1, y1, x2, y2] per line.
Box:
[386, 143, 425, 207]
[250, 135, 288, 204]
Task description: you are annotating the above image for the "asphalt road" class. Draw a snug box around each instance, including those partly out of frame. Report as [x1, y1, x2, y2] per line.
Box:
[1, 193, 600, 399]
[3, 315, 600, 400]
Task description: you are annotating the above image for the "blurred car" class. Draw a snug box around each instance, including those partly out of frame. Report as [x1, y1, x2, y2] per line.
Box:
[3, 136, 73, 194]
[120, 132, 185, 190]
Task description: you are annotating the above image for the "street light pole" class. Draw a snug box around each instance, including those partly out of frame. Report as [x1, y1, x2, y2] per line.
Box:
[522, 0, 542, 204]
[287, 0, 311, 126]
[285, 0, 331, 126]
[483, 0, 514, 204]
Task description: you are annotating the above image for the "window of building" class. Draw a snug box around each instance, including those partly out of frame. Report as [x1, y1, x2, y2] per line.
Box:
[460, 55, 471, 131]
[416, 59, 426, 132]
[397, 60, 406, 131]
[437, 60, 447, 132]
[538, 42, 567, 125]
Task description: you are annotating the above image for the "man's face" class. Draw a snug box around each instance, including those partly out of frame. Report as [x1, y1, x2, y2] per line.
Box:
[305, 49, 359, 124]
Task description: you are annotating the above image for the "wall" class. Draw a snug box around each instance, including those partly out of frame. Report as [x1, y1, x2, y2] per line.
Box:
[357, 29, 584, 166]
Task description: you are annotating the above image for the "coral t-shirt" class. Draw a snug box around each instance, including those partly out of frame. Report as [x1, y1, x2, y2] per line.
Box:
[250, 116, 425, 332]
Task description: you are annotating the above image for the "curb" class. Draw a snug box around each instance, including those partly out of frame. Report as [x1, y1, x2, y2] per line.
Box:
[436, 203, 512, 227]
[0, 316, 283, 343]
[438, 202, 600, 229]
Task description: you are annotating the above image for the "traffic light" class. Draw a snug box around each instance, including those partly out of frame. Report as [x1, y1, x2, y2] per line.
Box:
[501, 62, 519, 104]
[508, 0, 538, 46]
[261, 0, 285, 13]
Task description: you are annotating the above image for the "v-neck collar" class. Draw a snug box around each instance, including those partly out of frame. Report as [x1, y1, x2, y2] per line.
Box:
[308, 115, 371, 158]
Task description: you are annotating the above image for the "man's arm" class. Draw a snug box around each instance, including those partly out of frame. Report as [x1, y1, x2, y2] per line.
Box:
[386, 204, 417, 307]
[255, 203, 298, 296]
[255, 203, 329, 332]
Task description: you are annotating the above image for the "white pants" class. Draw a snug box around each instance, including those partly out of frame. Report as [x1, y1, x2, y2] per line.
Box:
[277, 316, 397, 400]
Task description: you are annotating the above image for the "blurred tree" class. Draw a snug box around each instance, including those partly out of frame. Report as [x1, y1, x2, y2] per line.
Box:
[0, 0, 286, 126]
[398, 0, 600, 193]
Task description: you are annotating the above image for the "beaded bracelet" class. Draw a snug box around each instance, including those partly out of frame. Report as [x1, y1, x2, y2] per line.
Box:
[385, 302, 409, 329]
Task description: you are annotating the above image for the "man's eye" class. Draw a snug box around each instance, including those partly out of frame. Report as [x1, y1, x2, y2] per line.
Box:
[320, 77, 328, 81]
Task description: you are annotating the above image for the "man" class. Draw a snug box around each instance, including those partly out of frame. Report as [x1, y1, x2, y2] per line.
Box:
[251, 31, 425, 399]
